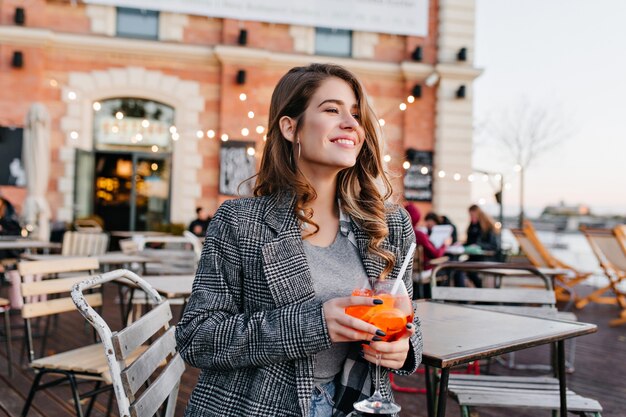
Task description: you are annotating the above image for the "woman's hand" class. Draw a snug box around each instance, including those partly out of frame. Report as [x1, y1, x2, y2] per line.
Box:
[361, 323, 415, 370]
[322, 296, 386, 343]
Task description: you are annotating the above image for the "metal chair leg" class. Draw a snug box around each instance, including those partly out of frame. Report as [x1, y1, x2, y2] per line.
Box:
[67, 374, 85, 417]
[84, 381, 102, 417]
[4, 308, 12, 377]
[21, 371, 45, 417]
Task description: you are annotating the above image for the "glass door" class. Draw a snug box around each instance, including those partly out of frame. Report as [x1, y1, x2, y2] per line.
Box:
[133, 153, 171, 231]
[92, 151, 171, 231]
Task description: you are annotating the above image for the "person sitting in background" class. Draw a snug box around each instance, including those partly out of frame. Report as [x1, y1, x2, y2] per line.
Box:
[454, 204, 498, 288]
[188, 207, 211, 237]
[424, 212, 441, 235]
[440, 214, 458, 244]
[0, 197, 20, 237]
[405, 204, 450, 272]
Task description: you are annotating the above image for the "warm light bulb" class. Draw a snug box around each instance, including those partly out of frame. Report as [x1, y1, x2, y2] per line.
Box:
[115, 111, 124, 120]
[172, 132, 180, 141]
[383, 154, 392, 163]
[206, 129, 215, 138]
[221, 134, 229, 142]
[256, 125, 265, 134]
[438, 170, 446, 178]
[420, 167, 429, 175]
[70, 131, 79, 140]
[151, 145, 159, 152]
[453, 173, 461, 181]
[239, 93, 247, 101]
[141, 119, 149, 128]
[169, 126, 177, 134]
[247, 147, 256, 156]
[68, 91, 77, 100]
[478, 198, 486, 205]
[402, 161, 411, 170]
[136, 133, 143, 142]
[407, 95, 415, 104]
[196, 130, 204, 139]
[399, 103, 407, 111]
[151, 163, 158, 171]
[92, 102, 101, 111]
[378, 119, 386, 126]
[241, 128, 249, 136]
[468, 174, 475, 182]
[248, 111, 254, 119]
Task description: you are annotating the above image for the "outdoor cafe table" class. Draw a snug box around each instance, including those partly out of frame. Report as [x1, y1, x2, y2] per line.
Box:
[0, 239, 61, 252]
[416, 300, 597, 417]
[20, 251, 154, 272]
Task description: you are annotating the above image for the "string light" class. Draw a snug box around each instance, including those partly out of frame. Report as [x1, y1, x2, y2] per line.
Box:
[196, 130, 204, 139]
[468, 174, 475, 182]
[438, 170, 446, 178]
[402, 161, 411, 170]
[420, 166, 429, 175]
[256, 125, 265, 134]
[92, 102, 101, 111]
[453, 173, 461, 181]
[407, 95, 415, 104]
[478, 198, 486, 205]
[151, 145, 159, 152]
[239, 93, 247, 101]
[68, 91, 77, 100]
[172, 132, 180, 141]
[247, 147, 256, 156]
[135, 133, 143, 142]
[169, 126, 177, 134]
[383, 154, 392, 163]
[70, 131, 78, 140]
[221, 133, 229, 142]
[241, 128, 249, 137]
[115, 111, 124, 120]
[206, 129, 215, 138]
[378, 119, 386, 126]
[482, 174, 489, 182]
[514, 164, 522, 172]
[248, 111, 254, 119]
[151, 163, 158, 171]
[399, 103, 407, 111]
[49, 79, 58, 88]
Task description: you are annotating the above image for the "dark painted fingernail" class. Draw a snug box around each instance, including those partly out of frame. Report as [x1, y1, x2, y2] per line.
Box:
[373, 299, 383, 305]
[375, 329, 386, 337]
[372, 336, 383, 342]
[406, 323, 413, 329]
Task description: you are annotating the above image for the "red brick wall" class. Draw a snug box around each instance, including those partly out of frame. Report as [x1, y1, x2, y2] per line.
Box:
[0, 0, 439, 219]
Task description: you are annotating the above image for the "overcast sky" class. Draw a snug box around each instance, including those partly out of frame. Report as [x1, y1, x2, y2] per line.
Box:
[471, 0, 626, 217]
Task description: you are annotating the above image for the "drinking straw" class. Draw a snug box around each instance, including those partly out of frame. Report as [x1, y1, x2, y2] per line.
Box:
[391, 242, 416, 295]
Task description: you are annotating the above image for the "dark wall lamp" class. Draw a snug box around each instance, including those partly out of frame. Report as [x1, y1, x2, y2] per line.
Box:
[411, 46, 423, 61]
[456, 85, 466, 99]
[411, 84, 422, 99]
[236, 69, 246, 85]
[457, 47, 467, 61]
[238, 29, 248, 46]
[14, 7, 25, 25]
[12, 51, 24, 68]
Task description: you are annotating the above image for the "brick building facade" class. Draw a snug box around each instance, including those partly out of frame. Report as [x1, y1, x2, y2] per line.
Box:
[0, 0, 481, 233]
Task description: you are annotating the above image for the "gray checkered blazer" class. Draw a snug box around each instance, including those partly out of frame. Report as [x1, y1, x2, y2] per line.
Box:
[175, 193, 422, 417]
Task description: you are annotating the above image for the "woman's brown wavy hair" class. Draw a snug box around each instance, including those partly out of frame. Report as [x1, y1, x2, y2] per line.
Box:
[254, 63, 397, 278]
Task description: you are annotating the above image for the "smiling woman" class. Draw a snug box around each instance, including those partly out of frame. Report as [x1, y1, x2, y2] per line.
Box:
[175, 63, 422, 417]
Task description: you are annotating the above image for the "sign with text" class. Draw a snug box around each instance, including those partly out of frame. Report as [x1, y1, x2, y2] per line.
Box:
[84, 0, 429, 36]
[96, 116, 171, 148]
[219, 141, 256, 197]
[403, 149, 433, 202]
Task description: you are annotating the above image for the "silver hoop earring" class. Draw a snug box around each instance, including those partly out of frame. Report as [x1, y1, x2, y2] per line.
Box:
[296, 139, 301, 160]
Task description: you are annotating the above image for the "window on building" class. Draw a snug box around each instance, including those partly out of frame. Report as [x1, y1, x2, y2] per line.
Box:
[315, 28, 352, 57]
[116, 7, 159, 40]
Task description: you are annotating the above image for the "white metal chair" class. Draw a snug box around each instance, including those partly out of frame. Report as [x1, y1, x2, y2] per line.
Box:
[0, 297, 12, 377]
[62, 231, 109, 257]
[72, 269, 185, 417]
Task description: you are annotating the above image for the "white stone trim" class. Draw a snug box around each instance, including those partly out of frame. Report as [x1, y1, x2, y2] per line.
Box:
[437, 0, 476, 64]
[86, 5, 116, 36]
[59, 66, 204, 225]
[289, 25, 315, 55]
[352, 31, 379, 60]
[159, 12, 189, 42]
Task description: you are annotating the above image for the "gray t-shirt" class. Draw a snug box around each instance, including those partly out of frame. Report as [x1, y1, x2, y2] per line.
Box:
[303, 229, 369, 384]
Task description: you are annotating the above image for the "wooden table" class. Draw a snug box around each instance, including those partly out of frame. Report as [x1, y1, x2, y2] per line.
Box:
[416, 300, 596, 417]
[21, 252, 154, 272]
[0, 240, 61, 252]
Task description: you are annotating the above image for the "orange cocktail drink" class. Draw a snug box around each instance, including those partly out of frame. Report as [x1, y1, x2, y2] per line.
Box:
[346, 291, 413, 342]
